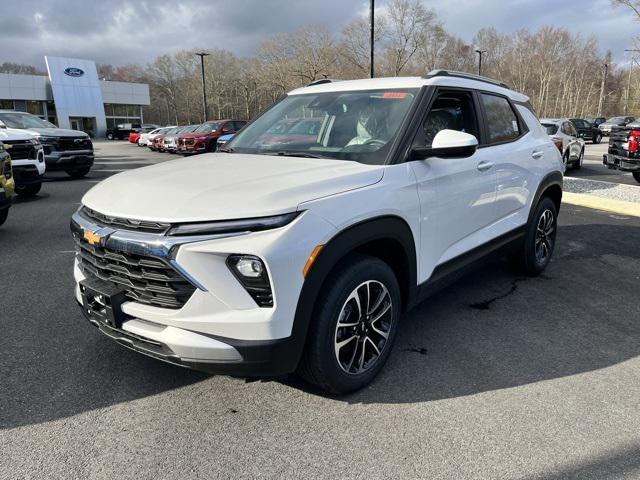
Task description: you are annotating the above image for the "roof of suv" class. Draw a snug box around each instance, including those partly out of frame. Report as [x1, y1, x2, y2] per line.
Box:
[289, 72, 529, 103]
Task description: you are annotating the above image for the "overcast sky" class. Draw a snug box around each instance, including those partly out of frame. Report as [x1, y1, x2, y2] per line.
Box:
[1, 0, 638, 69]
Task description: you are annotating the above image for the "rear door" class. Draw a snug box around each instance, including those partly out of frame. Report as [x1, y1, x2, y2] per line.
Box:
[479, 92, 538, 223]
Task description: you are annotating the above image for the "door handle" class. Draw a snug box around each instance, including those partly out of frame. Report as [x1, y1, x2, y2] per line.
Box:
[532, 150, 544, 160]
[477, 161, 494, 172]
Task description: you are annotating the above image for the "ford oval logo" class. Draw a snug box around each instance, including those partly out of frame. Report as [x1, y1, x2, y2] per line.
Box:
[64, 67, 84, 77]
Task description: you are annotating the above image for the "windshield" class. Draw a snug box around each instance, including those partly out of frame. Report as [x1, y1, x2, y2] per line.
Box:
[541, 123, 558, 135]
[607, 117, 625, 123]
[0, 111, 56, 129]
[226, 88, 419, 164]
[195, 123, 220, 133]
[180, 125, 199, 133]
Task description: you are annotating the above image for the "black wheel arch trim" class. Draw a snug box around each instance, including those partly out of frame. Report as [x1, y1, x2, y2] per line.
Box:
[528, 171, 563, 224]
[287, 215, 418, 372]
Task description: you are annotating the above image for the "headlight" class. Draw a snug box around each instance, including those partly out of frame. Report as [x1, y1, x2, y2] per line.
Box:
[30, 138, 40, 145]
[226, 254, 273, 307]
[38, 136, 58, 143]
[166, 212, 300, 236]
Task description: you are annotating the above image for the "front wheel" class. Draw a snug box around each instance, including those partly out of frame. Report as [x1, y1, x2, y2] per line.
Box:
[633, 172, 640, 184]
[0, 209, 7, 226]
[15, 182, 42, 197]
[106, 133, 114, 140]
[593, 133, 602, 144]
[514, 197, 558, 276]
[65, 166, 91, 179]
[298, 255, 401, 394]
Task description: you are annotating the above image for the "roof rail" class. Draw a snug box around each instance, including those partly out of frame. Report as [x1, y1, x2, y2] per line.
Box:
[306, 78, 337, 87]
[424, 69, 510, 89]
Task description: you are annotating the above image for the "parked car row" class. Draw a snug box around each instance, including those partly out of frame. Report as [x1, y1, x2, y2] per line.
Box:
[0, 110, 95, 226]
[125, 120, 248, 155]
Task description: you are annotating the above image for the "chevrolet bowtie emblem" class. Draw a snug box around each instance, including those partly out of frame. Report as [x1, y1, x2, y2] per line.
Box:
[83, 230, 102, 246]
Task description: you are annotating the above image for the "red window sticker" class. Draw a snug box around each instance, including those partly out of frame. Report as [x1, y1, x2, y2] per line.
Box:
[382, 92, 407, 99]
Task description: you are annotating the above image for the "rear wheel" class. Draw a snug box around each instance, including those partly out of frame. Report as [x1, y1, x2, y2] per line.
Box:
[513, 197, 558, 276]
[65, 167, 90, 179]
[562, 151, 569, 172]
[15, 181, 42, 197]
[633, 172, 640, 184]
[298, 255, 401, 394]
[593, 133, 602, 144]
[106, 133, 114, 140]
[573, 148, 584, 170]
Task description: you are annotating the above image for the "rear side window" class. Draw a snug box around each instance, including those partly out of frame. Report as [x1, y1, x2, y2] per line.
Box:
[480, 93, 520, 143]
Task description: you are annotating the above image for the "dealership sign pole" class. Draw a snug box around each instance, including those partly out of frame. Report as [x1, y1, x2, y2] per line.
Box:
[195, 52, 210, 122]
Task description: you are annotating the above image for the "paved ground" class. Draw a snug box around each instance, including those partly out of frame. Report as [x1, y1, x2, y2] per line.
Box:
[2, 141, 640, 479]
[571, 141, 640, 186]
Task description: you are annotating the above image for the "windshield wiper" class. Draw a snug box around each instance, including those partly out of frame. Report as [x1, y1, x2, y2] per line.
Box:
[273, 151, 325, 159]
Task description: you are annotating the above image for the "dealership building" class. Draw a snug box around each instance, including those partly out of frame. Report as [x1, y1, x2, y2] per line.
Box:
[0, 56, 150, 137]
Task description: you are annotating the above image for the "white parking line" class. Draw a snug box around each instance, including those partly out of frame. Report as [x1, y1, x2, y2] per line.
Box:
[98, 169, 127, 172]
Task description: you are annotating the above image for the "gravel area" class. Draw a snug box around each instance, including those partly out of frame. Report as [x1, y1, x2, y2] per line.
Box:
[564, 176, 640, 204]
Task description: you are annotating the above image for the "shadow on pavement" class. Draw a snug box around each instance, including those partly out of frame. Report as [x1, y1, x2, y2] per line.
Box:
[2, 222, 639, 428]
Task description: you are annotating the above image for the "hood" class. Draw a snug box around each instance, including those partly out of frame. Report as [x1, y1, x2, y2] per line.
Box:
[25, 127, 88, 138]
[82, 153, 384, 222]
[0, 128, 36, 141]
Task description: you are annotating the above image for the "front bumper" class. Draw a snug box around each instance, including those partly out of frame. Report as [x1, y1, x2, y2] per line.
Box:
[70, 208, 337, 376]
[44, 149, 94, 170]
[12, 164, 44, 186]
[603, 153, 640, 172]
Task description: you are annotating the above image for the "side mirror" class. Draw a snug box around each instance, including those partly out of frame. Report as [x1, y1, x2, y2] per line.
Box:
[412, 129, 478, 160]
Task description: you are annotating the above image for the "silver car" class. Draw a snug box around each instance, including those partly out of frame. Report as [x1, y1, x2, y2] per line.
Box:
[540, 118, 585, 171]
[598, 116, 635, 136]
[163, 125, 199, 153]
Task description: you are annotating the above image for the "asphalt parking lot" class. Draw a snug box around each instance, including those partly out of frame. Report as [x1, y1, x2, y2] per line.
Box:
[571, 140, 639, 186]
[2, 141, 640, 479]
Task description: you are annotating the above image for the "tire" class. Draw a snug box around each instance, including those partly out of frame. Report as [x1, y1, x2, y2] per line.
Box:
[573, 148, 584, 170]
[15, 181, 42, 197]
[65, 166, 91, 179]
[593, 133, 602, 144]
[106, 133, 114, 140]
[633, 172, 640, 184]
[298, 255, 401, 395]
[562, 151, 569, 172]
[0, 209, 7, 226]
[514, 197, 558, 276]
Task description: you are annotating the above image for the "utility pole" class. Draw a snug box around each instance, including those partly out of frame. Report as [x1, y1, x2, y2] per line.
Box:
[475, 49, 487, 76]
[194, 52, 210, 122]
[597, 63, 608, 117]
[624, 49, 640, 115]
[370, 0, 375, 78]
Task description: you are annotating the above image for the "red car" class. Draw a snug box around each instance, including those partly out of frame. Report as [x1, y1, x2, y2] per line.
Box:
[176, 119, 246, 155]
[128, 131, 141, 144]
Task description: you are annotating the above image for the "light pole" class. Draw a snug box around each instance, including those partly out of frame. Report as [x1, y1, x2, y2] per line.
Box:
[194, 52, 210, 122]
[475, 49, 487, 76]
[370, 0, 375, 78]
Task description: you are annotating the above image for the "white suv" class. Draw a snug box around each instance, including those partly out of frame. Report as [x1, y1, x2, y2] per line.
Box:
[71, 71, 563, 394]
[0, 127, 45, 196]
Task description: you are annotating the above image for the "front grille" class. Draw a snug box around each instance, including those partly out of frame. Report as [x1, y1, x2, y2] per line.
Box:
[3, 139, 34, 160]
[74, 235, 196, 309]
[58, 136, 92, 151]
[179, 138, 194, 146]
[80, 206, 170, 233]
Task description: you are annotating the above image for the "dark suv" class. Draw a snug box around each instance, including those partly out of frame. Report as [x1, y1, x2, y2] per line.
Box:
[570, 118, 602, 144]
[0, 110, 94, 179]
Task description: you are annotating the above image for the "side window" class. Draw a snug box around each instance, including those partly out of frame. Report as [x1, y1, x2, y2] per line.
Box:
[479, 93, 520, 143]
[413, 89, 479, 148]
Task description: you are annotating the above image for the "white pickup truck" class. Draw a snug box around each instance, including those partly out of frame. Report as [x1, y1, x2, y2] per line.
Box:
[0, 127, 45, 196]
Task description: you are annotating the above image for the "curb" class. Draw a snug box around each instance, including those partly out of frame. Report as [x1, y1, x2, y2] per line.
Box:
[562, 192, 640, 218]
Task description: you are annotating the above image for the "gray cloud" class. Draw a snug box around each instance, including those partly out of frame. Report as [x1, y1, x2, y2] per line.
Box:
[0, 0, 638, 69]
